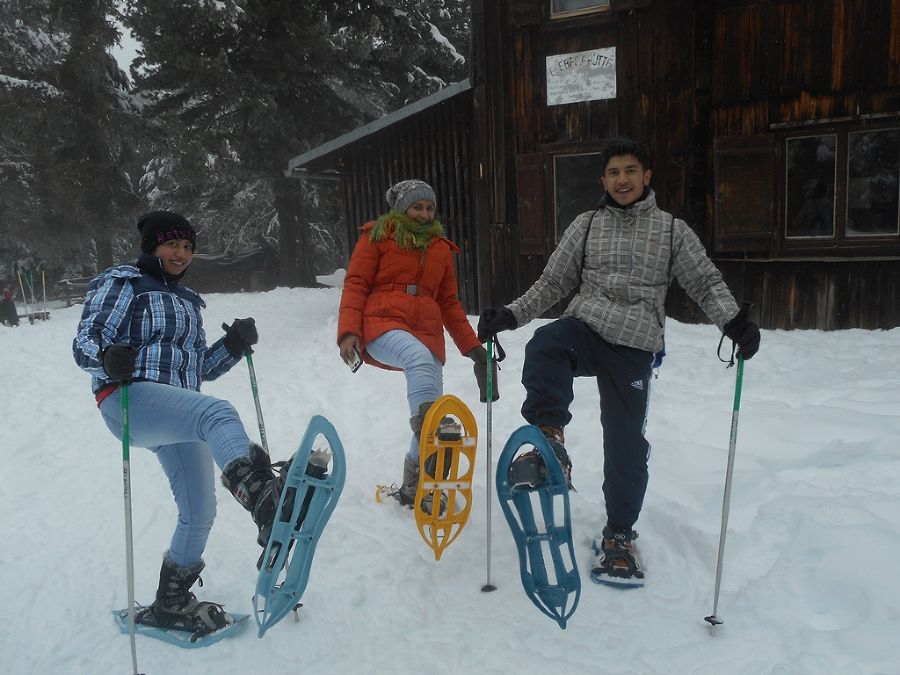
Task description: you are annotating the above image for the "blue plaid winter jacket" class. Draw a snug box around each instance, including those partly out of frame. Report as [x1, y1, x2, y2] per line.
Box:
[73, 262, 239, 394]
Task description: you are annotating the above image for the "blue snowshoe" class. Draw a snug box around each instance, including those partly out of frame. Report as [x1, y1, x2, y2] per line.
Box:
[496, 425, 580, 629]
[253, 415, 346, 637]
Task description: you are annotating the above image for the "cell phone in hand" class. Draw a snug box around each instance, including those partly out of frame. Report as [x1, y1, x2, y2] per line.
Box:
[347, 348, 363, 373]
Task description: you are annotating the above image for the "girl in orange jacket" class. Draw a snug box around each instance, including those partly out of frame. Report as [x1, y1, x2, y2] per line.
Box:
[337, 179, 497, 511]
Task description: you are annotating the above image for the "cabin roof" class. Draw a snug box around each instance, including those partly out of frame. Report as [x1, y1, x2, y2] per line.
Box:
[285, 78, 473, 176]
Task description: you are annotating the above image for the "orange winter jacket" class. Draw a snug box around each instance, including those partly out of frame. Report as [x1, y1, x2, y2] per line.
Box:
[337, 221, 480, 368]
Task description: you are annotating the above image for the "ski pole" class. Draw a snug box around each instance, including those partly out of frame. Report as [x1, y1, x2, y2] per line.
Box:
[223, 322, 269, 453]
[704, 355, 745, 628]
[481, 338, 497, 592]
[27, 269, 36, 306]
[16, 271, 30, 322]
[246, 351, 269, 453]
[120, 384, 145, 674]
[41, 270, 47, 319]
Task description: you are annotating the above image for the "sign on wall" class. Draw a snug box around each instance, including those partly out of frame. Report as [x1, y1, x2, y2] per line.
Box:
[546, 47, 616, 106]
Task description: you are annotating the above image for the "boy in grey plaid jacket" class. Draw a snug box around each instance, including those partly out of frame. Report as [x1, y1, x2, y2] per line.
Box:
[478, 137, 760, 580]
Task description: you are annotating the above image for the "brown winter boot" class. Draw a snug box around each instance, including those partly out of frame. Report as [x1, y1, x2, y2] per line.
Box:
[508, 425, 574, 490]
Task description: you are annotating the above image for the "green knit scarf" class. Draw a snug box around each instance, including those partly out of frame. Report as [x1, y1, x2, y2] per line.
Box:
[369, 209, 444, 251]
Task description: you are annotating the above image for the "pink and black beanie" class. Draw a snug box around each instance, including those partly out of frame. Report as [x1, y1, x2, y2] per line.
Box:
[137, 211, 197, 254]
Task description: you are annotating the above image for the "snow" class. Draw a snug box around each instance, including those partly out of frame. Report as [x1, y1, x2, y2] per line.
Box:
[0, 73, 62, 97]
[2, 286, 898, 674]
[427, 22, 466, 64]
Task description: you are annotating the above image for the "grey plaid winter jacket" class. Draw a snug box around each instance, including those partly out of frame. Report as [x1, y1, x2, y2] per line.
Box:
[507, 191, 739, 353]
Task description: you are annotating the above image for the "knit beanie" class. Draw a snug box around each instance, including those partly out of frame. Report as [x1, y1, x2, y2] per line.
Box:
[136, 211, 197, 254]
[385, 180, 436, 214]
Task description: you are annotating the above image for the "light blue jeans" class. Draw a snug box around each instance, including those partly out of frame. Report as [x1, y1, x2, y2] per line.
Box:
[365, 330, 443, 463]
[99, 381, 251, 567]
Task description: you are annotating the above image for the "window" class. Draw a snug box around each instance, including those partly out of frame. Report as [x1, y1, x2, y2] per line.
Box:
[551, 0, 610, 19]
[553, 152, 602, 240]
[847, 129, 900, 237]
[784, 127, 900, 242]
[785, 135, 836, 239]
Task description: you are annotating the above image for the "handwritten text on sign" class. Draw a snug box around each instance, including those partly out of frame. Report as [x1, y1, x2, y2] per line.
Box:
[546, 47, 616, 105]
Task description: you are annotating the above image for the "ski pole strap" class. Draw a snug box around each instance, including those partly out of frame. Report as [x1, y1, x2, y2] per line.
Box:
[716, 332, 737, 368]
[490, 334, 506, 364]
[718, 301, 752, 369]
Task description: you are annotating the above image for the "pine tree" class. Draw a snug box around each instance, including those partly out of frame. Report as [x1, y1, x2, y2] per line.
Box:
[122, 0, 469, 285]
[0, 0, 142, 277]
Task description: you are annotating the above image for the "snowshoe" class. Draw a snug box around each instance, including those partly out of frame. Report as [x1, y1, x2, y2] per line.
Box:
[496, 425, 580, 629]
[413, 395, 477, 561]
[113, 605, 248, 648]
[253, 415, 346, 638]
[113, 558, 249, 647]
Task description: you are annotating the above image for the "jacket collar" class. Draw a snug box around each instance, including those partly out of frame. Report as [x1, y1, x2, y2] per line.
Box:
[601, 189, 657, 216]
[135, 252, 186, 287]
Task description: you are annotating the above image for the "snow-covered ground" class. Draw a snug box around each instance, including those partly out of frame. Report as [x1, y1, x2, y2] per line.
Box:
[1, 286, 898, 675]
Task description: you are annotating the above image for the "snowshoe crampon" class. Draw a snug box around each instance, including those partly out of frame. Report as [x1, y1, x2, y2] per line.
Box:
[253, 415, 346, 638]
[113, 605, 249, 648]
[496, 425, 580, 629]
[414, 394, 478, 561]
[374, 483, 403, 504]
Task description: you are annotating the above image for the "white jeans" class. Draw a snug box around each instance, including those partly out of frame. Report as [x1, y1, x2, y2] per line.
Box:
[365, 330, 443, 462]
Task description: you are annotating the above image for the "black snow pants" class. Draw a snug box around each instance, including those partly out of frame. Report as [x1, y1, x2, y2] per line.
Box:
[521, 317, 654, 531]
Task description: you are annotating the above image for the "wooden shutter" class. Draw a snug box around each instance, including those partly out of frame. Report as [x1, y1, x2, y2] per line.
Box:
[515, 153, 548, 255]
[714, 134, 776, 252]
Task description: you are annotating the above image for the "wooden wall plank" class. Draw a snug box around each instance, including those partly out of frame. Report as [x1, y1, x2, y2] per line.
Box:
[890, 0, 900, 86]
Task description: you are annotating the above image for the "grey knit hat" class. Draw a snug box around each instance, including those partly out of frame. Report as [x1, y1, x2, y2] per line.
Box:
[385, 179, 436, 214]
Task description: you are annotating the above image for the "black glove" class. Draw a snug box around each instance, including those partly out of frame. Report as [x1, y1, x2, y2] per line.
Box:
[467, 346, 499, 402]
[222, 318, 258, 357]
[102, 344, 137, 382]
[477, 307, 517, 343]
[723, 305, 760, 360]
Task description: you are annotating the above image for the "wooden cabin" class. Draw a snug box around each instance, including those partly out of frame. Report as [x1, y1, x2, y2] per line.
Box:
[284, 80, 481, 310]
[286, 0, 900, 329]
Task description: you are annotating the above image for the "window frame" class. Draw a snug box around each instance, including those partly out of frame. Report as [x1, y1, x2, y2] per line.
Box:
[783, 133, 838, 241]
[779, 122, 900, 252]
[550, 0, 611, 21]
[845, 128, 900, 240]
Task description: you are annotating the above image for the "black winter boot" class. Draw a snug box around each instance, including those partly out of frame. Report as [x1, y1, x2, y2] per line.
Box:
[221, 443, 280, 543]
[148, 558, 228, 634]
